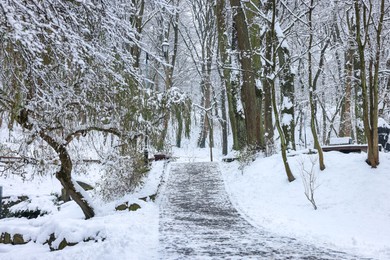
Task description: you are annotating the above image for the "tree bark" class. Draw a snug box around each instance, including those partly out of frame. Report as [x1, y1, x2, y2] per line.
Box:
[198, 57, 213, 148]
[215, 0, 242, 150]
[230, 0, 261, 149]
[272, 80, 296, 182]
[354, 50, 365, 143]
[158, 1, 180, 151]
[339, 31, 354, 138]
[175, 105, 183, 147]
[220, 80, 228, 155]
[263, 27, 275, 155]
[41, 132, 95, 219]
[308, 0, 325, 171]
[267, 0, 295, 182]
[354, 0, 383, 167]
[17, 109, 95, 219]
[278, 46, 296, 150]
[350, 11, 365, 143]
[130, 0, 145, 69]
[245, 0, 264, 150]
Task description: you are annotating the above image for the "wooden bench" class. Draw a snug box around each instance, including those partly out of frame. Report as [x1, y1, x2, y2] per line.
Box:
[222, 157, 236, 162]
[322, 144, 369, 153]
[154, 154, 171, 161]
[323, 137, 382, 153]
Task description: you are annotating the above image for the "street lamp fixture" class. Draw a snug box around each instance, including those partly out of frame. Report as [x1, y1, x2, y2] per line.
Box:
[162, 39, 169, 58]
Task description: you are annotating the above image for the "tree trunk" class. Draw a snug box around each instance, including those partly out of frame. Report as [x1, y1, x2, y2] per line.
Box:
[352, 15, 365, 144]
[272, 81, 295, 182]
[245, 0, 264, 150]
[195, 0, 215, 149]
[130, 0, 145, 69]
[278, 46, 296, 150]
[321, 92, 327, 144]
[208, 113, 214, 161]
[263, 29, 274, 155]
[221, 83, 228, 155]
[230, 0, 261, 149]
[354, 53, 365, 143]
[308, 0, 325, 171]
[339, 36, 353, 137]
[354, 0, 383, 167]
[380, 58, 390, 117]
[215, 0, 241, 150]
[198, 62, 212, 148]
[175, 105, 183, 147]
[158, 3, 180, 151]
[267, 0, 295, 182]
[17, 109, 94, 219]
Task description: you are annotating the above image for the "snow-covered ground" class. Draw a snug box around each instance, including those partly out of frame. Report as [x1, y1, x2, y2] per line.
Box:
[172, 145, 390, 258]
[1, 142, 389, 259]
[222, 151, 390, 260]
[0, 161, 165, 260]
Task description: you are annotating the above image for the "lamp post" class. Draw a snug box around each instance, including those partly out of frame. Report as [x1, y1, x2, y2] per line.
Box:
[143, 52, 150, 165]
[157, 37, 171, 151]
[162, 38, 169, 59]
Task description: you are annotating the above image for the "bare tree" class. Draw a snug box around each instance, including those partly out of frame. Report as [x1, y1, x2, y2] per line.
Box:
[299, 156, 319, 210]
[307, 0, 326, 170]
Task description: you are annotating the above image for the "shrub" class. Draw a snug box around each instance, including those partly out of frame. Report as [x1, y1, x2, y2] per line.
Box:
[98, 150, 149, 201]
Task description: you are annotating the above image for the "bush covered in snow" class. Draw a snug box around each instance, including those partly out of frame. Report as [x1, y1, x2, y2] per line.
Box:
[98, 151, 149, 201]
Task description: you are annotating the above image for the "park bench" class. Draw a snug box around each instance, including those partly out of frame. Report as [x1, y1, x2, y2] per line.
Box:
[322, 144, 369, 153]
[322, 137, 381, 153]
[154, 154, 171, 161]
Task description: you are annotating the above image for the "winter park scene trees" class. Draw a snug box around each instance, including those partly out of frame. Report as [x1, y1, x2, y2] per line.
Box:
[0, 0, 389, 259]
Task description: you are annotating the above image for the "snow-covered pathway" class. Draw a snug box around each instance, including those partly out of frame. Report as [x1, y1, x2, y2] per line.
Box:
[159, 162, 365, 259]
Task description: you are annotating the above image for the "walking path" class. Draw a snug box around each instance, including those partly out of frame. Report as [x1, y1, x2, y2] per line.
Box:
[159, 162, 367, 259]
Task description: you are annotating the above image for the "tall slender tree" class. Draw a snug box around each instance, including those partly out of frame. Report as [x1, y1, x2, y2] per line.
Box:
[308, 0, 326, 170]
[354, 0, 385, 167]
[266, 0, 296, 182]
[157, 0, 181, 151]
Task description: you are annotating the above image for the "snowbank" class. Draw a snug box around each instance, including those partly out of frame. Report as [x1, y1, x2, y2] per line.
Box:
[222, 151, 390, 259]
[0, 161, 165, 259]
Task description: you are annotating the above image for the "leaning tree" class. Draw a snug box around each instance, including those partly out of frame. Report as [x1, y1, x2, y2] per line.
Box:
[0, 0, 155, 219]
